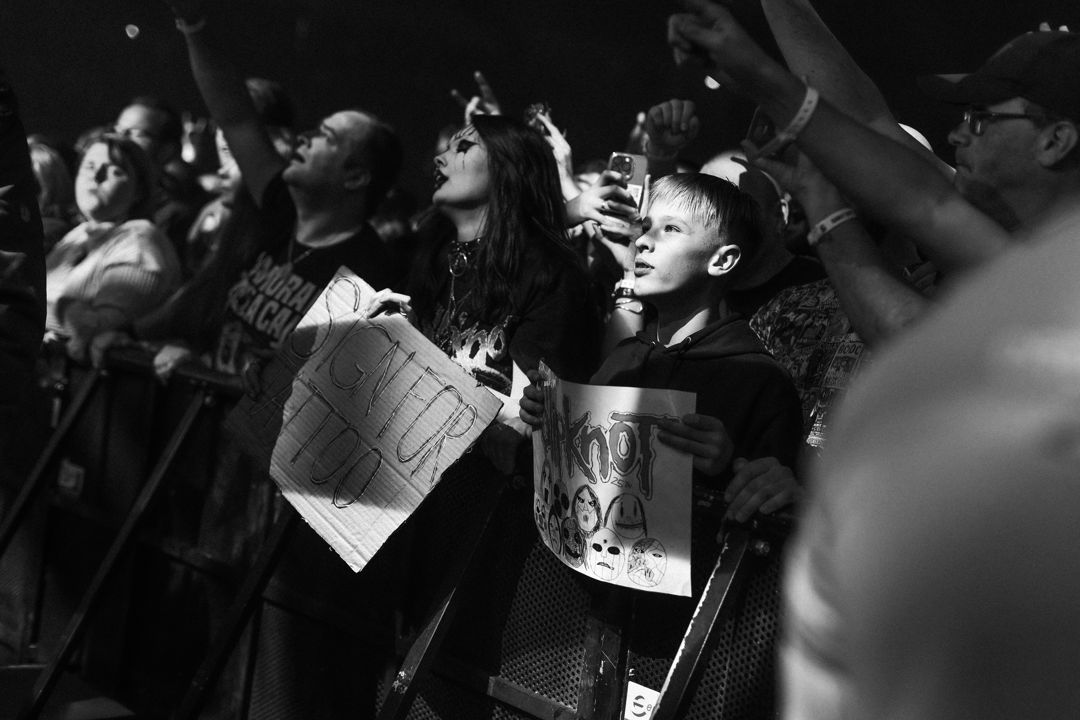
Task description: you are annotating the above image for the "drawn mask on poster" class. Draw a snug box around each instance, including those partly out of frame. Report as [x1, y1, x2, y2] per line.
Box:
[561, 517, 585, 568]
[587, 528, 625, 581]
[604, 493, 647, 540]
[572, 484, 602, 537]
[546, 508, 563, 554]
[627, 537, 667, 588]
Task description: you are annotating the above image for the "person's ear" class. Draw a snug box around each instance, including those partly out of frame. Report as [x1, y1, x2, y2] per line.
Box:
[1037, 120, 1079, 167]
[344, 166, 371, 192]
[708, 244, 741, 277]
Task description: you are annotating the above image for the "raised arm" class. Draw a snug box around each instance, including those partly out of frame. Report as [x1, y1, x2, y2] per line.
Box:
[760, 0, 952, 175]
[669, 0, 1009, 274]
[165, 1, 284, 205]
[757, 151, 929, 344]
[644, 98, 701, 178]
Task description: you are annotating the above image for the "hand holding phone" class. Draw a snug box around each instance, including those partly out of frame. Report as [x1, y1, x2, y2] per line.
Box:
[608, 152, 649, 212]
[565, 170, 638, 236]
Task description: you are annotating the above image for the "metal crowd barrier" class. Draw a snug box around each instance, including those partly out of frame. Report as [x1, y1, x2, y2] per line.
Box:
[1, 344, 792, 720]
[3, 345, 241, 719]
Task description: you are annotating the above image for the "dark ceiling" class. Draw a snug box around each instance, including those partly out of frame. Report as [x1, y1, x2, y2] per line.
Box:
[4, 0, 1079, 202]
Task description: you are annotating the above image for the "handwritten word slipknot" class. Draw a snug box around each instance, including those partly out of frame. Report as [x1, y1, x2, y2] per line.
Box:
[541, 382, 666, 500]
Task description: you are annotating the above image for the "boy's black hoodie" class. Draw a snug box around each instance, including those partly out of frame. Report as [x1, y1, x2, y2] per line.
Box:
[593, 313, 803, 692]
[591, 312, 804, 489]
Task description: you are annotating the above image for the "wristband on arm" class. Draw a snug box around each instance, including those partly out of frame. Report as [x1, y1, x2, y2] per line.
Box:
[752, 85, 820, 159]
[612, 278, 636, 300]
[807, 207, 858, 247]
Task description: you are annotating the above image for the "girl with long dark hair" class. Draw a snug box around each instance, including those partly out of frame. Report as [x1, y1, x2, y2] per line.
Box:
[378, 114, 597, 408]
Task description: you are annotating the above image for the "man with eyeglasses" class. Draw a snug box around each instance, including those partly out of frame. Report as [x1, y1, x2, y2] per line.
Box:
[669, 12, 1080, 272]
[924, 31, 1080, 234]
[115, 96, 206, 263]
[670, 6, 1080, 720]
[89, 2, 407, 715]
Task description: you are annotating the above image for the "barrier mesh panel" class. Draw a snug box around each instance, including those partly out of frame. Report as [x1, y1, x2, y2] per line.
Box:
[403, 463, 583, 719]
[495, 541, 589, 710]
[626, 530, 785, 720]
[387, 466, 786, 720]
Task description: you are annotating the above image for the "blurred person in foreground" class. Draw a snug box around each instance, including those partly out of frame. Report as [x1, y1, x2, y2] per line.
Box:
[667, 3, 1080, 717]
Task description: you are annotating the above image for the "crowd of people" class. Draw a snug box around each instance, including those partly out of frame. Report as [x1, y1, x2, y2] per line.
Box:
[2, 0, 1079, 717]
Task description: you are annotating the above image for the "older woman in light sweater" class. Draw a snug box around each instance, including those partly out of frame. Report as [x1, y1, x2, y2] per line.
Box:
[45, 134, 181, 360]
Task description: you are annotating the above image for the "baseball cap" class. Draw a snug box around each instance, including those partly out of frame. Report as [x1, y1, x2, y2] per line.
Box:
[919, 31, 1080, 122]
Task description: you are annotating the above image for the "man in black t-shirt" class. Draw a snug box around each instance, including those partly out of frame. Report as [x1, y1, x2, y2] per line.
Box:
[154, 2, 402, 374]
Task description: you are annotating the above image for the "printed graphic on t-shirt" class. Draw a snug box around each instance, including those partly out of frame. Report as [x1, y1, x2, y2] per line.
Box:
[805, 333, 867, 448]
[431, 302, 514, 395]
[750, 279, 868, 447]
[215, 251, 320, 373]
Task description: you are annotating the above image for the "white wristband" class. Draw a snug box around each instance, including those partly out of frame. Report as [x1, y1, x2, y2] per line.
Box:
[753, 86, 820, 159]
[807, 207, 857, 247]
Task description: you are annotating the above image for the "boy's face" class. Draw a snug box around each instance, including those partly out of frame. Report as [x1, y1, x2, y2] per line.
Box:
[633, 196, 739, 304]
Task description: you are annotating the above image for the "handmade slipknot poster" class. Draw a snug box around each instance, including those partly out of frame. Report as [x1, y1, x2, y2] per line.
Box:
[229, 268, 503, 572]
[532, 363, 695, 596]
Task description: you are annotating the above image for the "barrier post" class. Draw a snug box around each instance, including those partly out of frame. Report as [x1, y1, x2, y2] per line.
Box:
[377, 477, 507, 720]
[0, 369, 102, 562]
[650, 525, 752, 720]
[173, 508, 299, 720]
[17, 385, 211, 719]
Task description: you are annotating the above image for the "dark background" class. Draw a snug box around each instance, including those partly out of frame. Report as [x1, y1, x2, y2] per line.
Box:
[4, 0, 1079, 204]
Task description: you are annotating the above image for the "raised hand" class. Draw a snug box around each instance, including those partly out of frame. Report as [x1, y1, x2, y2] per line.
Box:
[531, 110, 574, 175]
[667, 0, 775, 91]
[161, 0, 206, 22]
[645, 99, 700, 157]
[451, 71, 502, 126]
[744, 147, 846, 220]
[657, 413, 735, 477]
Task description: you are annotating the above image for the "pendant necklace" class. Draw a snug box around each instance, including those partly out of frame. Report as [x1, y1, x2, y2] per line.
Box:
[447, 237, 480, 326]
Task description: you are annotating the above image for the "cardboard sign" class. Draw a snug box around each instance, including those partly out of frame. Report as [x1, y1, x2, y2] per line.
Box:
[229, 268, 503, 572]
[532, 364, 695, 596]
